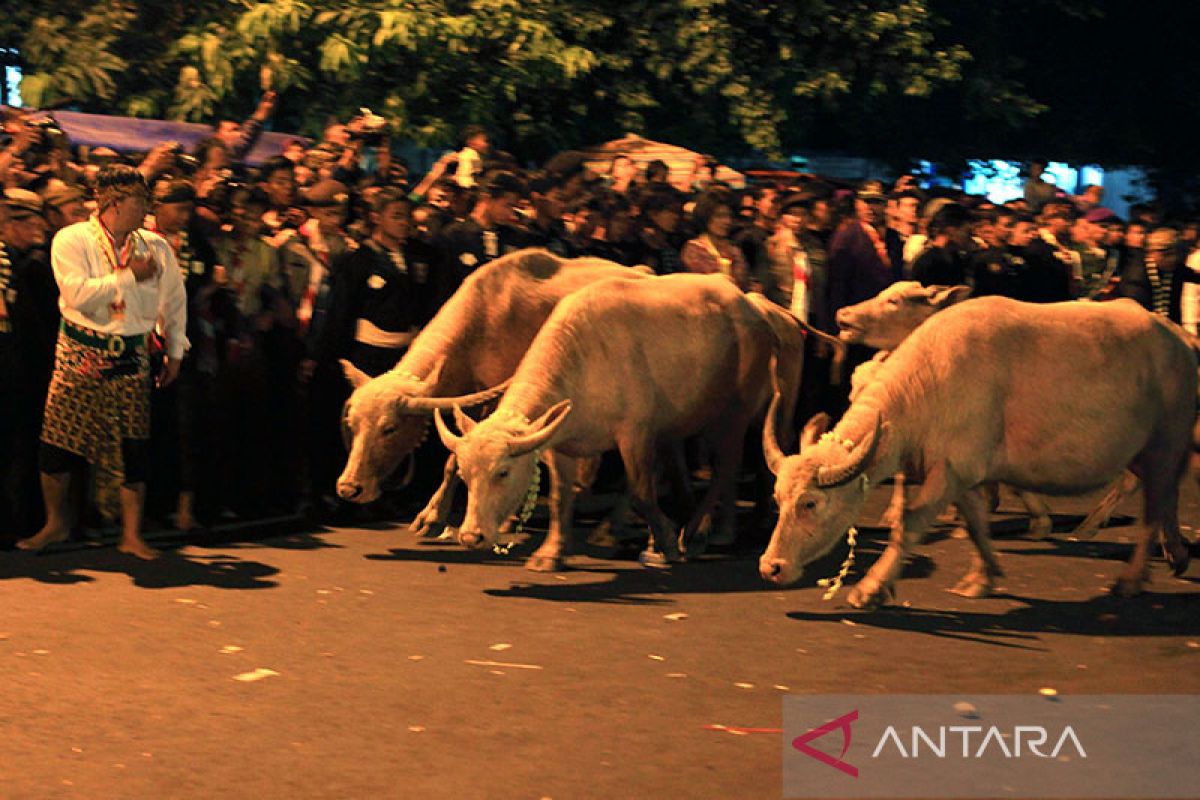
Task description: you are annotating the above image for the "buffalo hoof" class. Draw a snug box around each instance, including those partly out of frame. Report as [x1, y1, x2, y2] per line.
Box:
[949, 575, 993, 599]
[1110, 575, 1145, 598]
[1164, 545, 1190, 577]
[409, 513, 447, 539]
[525, 553, 566, 572]
[639, 548, 678, 569]
[847, 582, 892, 610]
[1027, 516, 1053, 540]
[949, 526, 970, 540]
[679, 525, 708, 559]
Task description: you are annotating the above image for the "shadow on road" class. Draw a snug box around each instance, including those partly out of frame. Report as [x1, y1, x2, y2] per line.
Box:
[481, 557, 781, 605]
[0, 543, 280, 590]
[786, 590, 1200, 650]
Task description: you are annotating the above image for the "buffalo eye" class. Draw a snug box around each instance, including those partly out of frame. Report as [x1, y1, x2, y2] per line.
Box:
[496, 468, 511, 480]
[801, 498, 818, 511]
[380, 425, 397, 437]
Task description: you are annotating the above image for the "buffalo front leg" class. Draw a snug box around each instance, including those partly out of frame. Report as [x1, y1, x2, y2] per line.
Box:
[526, 452, 579, 573]
[409, 454, 461, 539]
[849, 466, 956, 610]
[619, 435, 682, 568]
[949, 486, 1005, 598]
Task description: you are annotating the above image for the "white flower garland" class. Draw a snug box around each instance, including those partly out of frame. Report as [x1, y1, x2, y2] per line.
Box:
[816, 526, 857, 601]
[814, 429, 867, 600]
[494, 454, 541, 555]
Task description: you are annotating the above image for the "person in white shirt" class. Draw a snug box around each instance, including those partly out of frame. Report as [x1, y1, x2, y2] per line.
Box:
[453, 125, 489, 189]
[19, 165, 187, 560]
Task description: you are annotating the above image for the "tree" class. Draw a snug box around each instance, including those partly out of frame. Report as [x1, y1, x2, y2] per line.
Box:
[7, 0, 969, 161]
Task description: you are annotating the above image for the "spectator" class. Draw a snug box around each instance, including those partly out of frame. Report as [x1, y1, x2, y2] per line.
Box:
[455, 124, 490, 189]
[637, 187, 685, 275]
[1118, 227, 1187, 321]
[827, 184, 899, 317]
[1022, 158, 1057, 214]
[0, 189, 55, 544]
[911, 202, 973, 287]
[434, 170, 526, 303]
[681, 191, 754, 291]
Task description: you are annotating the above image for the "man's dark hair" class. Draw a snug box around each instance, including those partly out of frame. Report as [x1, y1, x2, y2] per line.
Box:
[259, 155, 294, 181]
[542, 150, 589, 182]
[95, 164, 148, 210]
[372, 186, 412, 215]
[1011, 211, 1036, 226]
[640, 186, 683, 215]
[928, 202, 973, 236]
[460, 124, 487, 146]
[528, 170, 562, 196]
[481, 170, 526, 200]
[644, 159, 670, 183]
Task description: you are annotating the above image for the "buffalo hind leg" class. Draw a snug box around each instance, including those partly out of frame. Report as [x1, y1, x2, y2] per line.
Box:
[618, 436, 682, 567]
[1017, 490, 1053, 539]
[526, 452, 579, 573]
[850, 465, 957, 610]
[1114, 458, 1181, 596]
[409, 454, 461, 538]
[949, 487, 1005, 598]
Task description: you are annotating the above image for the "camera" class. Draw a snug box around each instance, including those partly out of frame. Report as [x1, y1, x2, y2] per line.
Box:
[348, 108, 388, 147]
[26, 116, 67, 154]
[166, 142, 201, 174]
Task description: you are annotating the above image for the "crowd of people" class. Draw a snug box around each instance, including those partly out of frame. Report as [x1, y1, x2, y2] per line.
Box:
[1, 100, 1198, 553]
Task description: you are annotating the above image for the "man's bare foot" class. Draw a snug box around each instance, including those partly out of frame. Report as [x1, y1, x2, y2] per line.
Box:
[17, 526, 69, 552]
[117, 539, 160, 560]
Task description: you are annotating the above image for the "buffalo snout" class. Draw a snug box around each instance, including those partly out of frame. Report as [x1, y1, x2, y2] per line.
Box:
[759, 557, 791, 583]
[337, 481, 364, 501]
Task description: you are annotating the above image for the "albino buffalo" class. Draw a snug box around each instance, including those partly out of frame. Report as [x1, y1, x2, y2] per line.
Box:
[761, 297, 1196, 607]
[436, 274, 805, 571]
[837, 281, 1053, 538]
[337, 249, 649, 537]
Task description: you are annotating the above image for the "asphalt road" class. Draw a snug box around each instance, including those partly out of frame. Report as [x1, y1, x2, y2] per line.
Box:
[3, 482, 1199, 800]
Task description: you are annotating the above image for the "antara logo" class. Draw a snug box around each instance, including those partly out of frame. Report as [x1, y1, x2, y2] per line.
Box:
[792, 710, 859, 778]
[791, 709, 1089, 779]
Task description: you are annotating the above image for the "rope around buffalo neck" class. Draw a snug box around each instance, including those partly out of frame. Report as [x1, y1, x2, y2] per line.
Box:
[493, 452, 542, 556]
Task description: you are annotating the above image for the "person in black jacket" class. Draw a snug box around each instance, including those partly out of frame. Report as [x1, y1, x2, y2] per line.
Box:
[433, 171, 527, 306]
[0, 190, 54, 544]
[911, 202, 972, 287]
[313, 188, 435, 378]
[1118, 227, 1188, 322]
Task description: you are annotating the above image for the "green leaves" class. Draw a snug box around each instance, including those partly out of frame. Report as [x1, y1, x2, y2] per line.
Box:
[13, 0, 975, 160]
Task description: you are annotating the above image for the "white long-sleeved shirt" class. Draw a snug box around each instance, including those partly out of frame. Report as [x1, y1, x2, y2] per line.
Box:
[51, 219, 189, 359]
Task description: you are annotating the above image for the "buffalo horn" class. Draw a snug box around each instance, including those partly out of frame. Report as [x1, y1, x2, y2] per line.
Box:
[816, 413, 881, 488]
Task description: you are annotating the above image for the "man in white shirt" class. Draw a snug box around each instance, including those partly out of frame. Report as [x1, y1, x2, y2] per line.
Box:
[19, 165, 187, 560]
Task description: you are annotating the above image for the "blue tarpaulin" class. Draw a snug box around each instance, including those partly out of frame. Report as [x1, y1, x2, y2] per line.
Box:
[46, 110, 305, 166]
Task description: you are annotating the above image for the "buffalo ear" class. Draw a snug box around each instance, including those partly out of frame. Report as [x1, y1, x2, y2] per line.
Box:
[340, 359, 371, 390]
[452, 405, 478, 435]
[927, 285, 971, 309]
[422, 355, 447, 389]
[799, 413, 832, 451]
